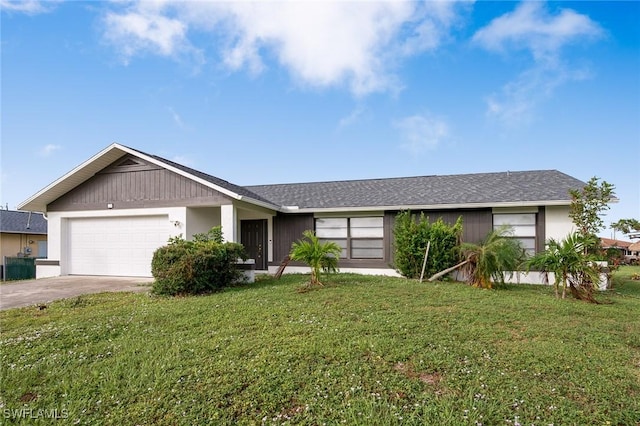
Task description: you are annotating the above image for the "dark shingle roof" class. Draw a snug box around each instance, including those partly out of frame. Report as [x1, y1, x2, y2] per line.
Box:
[124, 146, 586, 210]
[246, 170, 585, 209]
[0, 210, 47, 234]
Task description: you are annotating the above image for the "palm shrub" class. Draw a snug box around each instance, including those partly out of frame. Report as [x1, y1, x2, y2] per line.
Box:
[290, 230, 342, 286]
[527, 232, 601, 301]
[393, 211, 462, 279]
[458, 226, 525, 289]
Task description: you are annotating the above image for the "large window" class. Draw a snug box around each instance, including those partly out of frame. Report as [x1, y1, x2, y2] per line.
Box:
[493, 213, 536, 255]
[315, 217, 384, 259]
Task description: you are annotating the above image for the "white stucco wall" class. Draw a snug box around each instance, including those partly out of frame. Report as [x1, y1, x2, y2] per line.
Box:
[35, 264, 60, 279]
[545, 205, 574, 242]
[185, 207, 221, 240]
[220, 205, 237, 242]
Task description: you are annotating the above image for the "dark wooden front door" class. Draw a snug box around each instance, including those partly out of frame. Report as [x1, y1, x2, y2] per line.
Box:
[241, 219, 267, 270]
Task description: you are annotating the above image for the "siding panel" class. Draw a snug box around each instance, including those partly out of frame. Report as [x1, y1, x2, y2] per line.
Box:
[48, 165, 233, 211]
[386, 209, 492, 245]
[536, 208, 546, 253]
[271, 213, 314, 264]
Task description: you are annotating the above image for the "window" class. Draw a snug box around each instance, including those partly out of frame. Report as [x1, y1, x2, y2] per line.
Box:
[315, 217, 384, 259]
[493, 213, 536, 255]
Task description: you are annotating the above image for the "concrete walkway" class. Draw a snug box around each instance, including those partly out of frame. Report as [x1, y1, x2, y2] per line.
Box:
[0, 276, 153, 310]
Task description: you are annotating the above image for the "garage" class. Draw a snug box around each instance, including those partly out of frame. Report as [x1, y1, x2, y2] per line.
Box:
[67, 216, 169, 277]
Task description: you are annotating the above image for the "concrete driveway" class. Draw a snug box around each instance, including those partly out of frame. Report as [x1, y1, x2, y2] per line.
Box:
[0, 276, 154, 310]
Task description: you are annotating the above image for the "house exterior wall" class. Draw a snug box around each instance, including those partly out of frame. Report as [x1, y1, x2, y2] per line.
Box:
[271, 213, 314, 265]
[398, 208, 493, 245]
[544, 205, 574, 242]
[185, 207, 221, 240]
[270, 205, 565, 278]
[48, 158, 233, 212]
[1, 233, 47, 259]
[270, 208, 494, 272]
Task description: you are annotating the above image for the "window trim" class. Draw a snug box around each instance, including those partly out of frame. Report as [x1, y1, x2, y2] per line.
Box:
[315, 216, 384, 260]
[492, 212, 537, 256]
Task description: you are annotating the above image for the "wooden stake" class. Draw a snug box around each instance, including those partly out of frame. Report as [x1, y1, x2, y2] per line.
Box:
[419, 241, 431, 283]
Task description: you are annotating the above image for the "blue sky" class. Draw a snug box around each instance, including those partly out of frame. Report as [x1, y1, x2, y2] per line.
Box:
[1, 1, 639, 239]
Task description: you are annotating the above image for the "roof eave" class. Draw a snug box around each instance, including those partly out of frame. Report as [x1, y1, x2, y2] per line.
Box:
[0, 230, 47, 235]
[281, 199, 574, 214]
[236, 196, 283, 212]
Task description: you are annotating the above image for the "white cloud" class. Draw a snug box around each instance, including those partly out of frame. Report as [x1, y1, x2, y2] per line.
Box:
[102, 1, 471, 95]
[103, 2, 201, 65]
[485, 63, 591, 127]
[167, 106, 185, 129]
[38, 144, 62, 157]
[473, 2, 603, 126]
[473, 2, 602, 62]
[337, 106, 368, 131]
[394, 114, 449, 154]
[0, 0, 57, 14]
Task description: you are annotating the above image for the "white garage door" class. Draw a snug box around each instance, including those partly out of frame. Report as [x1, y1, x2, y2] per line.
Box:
[67, 215, 169, 277]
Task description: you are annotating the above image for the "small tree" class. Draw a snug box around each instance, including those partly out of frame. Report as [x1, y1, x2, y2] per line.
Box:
[393, 211, 462, 279]
[569, 177, 615, 252]
[611, 218, 640, 236]
[290, 230, 342, 286]
[565, 177, 615, 299]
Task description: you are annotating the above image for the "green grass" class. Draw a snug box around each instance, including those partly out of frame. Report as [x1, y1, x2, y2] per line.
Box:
[1, 269, 639, 425]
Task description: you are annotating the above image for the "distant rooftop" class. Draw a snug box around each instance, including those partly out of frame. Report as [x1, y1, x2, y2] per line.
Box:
[0, 210, 47, 234]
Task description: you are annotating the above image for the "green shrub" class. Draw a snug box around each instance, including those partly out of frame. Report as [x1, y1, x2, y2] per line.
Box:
[393, 211, 462, 279]
[151, 232, 247, 296]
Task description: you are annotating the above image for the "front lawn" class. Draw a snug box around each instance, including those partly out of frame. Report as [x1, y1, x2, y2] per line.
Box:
[1, 269, 639, 425]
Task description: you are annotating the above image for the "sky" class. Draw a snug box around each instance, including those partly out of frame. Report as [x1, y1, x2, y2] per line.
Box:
[1, 0, 639, 239]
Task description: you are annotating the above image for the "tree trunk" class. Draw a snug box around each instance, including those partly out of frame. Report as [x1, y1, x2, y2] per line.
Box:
[427, 259, 470, 282]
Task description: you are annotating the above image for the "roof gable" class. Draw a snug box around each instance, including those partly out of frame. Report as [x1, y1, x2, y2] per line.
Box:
[18, 143, 280, 212]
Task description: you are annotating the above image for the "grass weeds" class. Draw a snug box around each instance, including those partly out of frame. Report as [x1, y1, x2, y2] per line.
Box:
[1, 268, 639, 425]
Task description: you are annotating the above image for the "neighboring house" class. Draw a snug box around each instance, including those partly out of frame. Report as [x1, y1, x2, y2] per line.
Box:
[623, 241, 640, 265]
[600, 238, 632, 256]
[0, 210, 48, 279]
[0, 210, 48, 258]
[19, 143, 586, 279]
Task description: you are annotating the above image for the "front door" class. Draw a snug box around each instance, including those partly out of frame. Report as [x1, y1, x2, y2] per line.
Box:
[241, 219, 267, 270]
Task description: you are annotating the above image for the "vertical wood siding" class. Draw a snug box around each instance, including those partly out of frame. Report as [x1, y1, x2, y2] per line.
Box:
[48, 160, 232, 211]
[387, 209, 492, 245]
[271, 213, 314, 265]
[385, 209, 492, 268]
[536, 208, 546, 253]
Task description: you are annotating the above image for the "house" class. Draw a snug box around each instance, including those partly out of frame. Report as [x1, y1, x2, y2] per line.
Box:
[628, 242, 640, 264]
[600, 238, 632, 255]
[0, 210, 48, 279]
[18, 143, 586, 279]
[0, 210, 48, 258]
